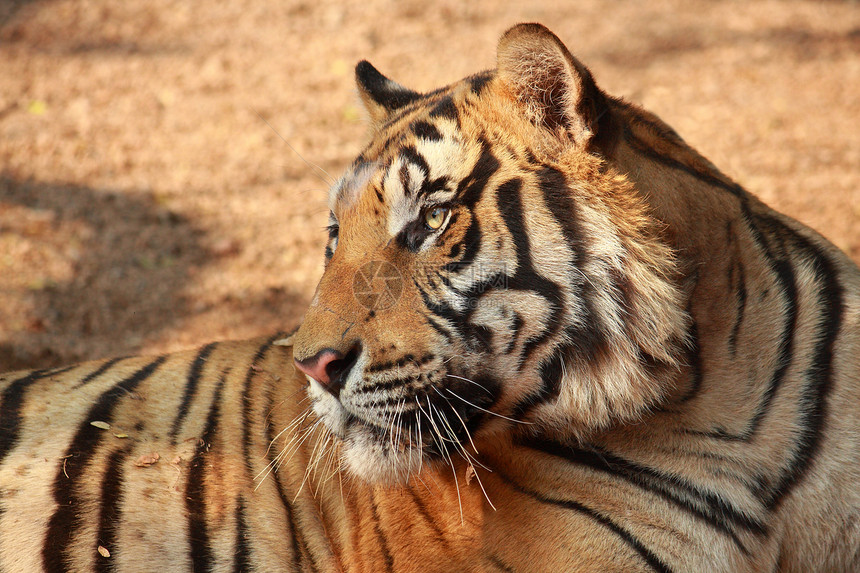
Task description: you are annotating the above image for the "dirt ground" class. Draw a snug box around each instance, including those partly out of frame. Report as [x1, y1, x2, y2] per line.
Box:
[1, 0, 858, 371]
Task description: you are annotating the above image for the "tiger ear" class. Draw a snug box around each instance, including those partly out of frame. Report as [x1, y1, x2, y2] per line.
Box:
[355, 60, 421, 125]
[497, 23, 608, 148]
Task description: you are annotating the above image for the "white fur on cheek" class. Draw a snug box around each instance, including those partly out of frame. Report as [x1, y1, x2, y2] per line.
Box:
[306, 376, 349, 437]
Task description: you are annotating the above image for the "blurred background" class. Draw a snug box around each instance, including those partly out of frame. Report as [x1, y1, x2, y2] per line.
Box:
[1, 0, 858, 370]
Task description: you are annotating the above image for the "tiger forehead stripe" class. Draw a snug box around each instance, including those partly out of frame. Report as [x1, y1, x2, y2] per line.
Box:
[380, 134, 470, 238]
[411, 120, 443, 141]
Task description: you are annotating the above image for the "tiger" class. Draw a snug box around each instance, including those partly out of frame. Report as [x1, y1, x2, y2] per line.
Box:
[1, 22, 858, 572]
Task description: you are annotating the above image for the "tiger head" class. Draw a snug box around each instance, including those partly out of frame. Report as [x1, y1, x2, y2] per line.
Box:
[292, 23, 690, 483]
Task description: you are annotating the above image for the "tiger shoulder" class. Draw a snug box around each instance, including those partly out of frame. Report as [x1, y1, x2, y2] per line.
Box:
[2, 22, 859, 573]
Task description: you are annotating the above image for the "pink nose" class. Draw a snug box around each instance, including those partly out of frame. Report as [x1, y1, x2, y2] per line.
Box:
[294, 348, 358, 398]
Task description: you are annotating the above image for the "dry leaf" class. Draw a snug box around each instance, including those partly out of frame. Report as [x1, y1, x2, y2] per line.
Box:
[28, 100, 47, 115]
[97, 545, 110, 558]
[113, 433, 128, 439]
[465, 464, 476, 486]
[134, 452, 160, 467]
[90, 421, 111, 430]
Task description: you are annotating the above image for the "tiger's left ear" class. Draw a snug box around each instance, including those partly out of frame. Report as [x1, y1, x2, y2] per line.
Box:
[497, 23, 609, 149]
[356, 60, 421, 126]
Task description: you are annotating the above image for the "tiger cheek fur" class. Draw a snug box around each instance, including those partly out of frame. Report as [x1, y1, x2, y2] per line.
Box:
[293, 24, 691, 483]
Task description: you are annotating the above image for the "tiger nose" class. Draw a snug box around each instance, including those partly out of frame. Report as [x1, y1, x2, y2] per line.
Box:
[294, 346, 360, 398]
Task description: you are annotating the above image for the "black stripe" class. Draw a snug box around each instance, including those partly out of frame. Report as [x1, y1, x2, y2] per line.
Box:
[743, 211, 798, 437]
[428, 95, 458, 122]
[504, 312, 523, 355]
[494, 176, 566, 416]
[327, 219, 339, 240]
[534, 351, 565, 406]
[241, 335, 281, 474]
[0, 365, 75, 465]
[416, 280, 462, 336]
[369, 492, 395, 572]
[487, 554, 516, 572]
[728, 254, 747, 357]
[419, 175, 451, 197]
[468, 71, 494, 97]
[757, 219, 844, 510]
[417, 274, 498, 358]
[43, 355, 166, 573]
[399, 157, 415, 197]
[535, 166, 581, 251]
[424, 314, 454, 343]
[497, 470, 674, 573]
[455, 214, 482, 271]
[71, 357, 126, 390]
[264, 399, 313, 573]
[406, 489, 451, 550]
[95, 445, 132, 573]
[446, 241, 461, 259]
[411, 120, 443, 141]
[233, 499, 251, 573]
[521, 437, 760, 551]
[457, 139, 499, 207]
[170, 342, 218, 444]
[623, 125, 743, 198]
[185, 369, 227, 573]
[677, 317, 703, 403]
[375, 84, 451, 131]
[537, 166, 619, 367]
[400, 145, 429, 177]
[443, 140, 500, 282]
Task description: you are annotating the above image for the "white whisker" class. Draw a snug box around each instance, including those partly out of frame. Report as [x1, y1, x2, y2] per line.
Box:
[444, 388, 533, 425]
[255, 111, 336, 186]
[445, 373, 493, 396]
[424, 396, 464, 525]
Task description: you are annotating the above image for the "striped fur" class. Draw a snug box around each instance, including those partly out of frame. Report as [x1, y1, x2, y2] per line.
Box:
[2, 23, 859, 572]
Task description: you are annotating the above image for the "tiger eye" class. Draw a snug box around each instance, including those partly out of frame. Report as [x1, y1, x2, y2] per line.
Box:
[424, 207, 448, 230]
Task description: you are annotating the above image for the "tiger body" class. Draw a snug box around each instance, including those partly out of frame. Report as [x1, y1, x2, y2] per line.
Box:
[2, 23, 859, 572]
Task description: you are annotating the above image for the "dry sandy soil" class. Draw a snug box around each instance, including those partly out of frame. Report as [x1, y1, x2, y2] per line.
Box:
[1, 0, 858, 371]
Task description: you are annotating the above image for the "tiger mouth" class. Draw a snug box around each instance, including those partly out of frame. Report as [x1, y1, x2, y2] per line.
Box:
[349, 385, 488, 454]
[310, 372, 498, 473]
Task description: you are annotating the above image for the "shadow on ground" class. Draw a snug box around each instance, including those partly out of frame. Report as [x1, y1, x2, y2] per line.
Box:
[0, 176, 307, 370]
[0, 176, 206, 369]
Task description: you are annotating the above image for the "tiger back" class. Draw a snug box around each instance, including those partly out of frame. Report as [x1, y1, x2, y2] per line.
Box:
[2, 23, 859, 572]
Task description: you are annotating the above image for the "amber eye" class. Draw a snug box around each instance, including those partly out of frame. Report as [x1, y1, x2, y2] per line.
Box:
[424, 206, 448, 230]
